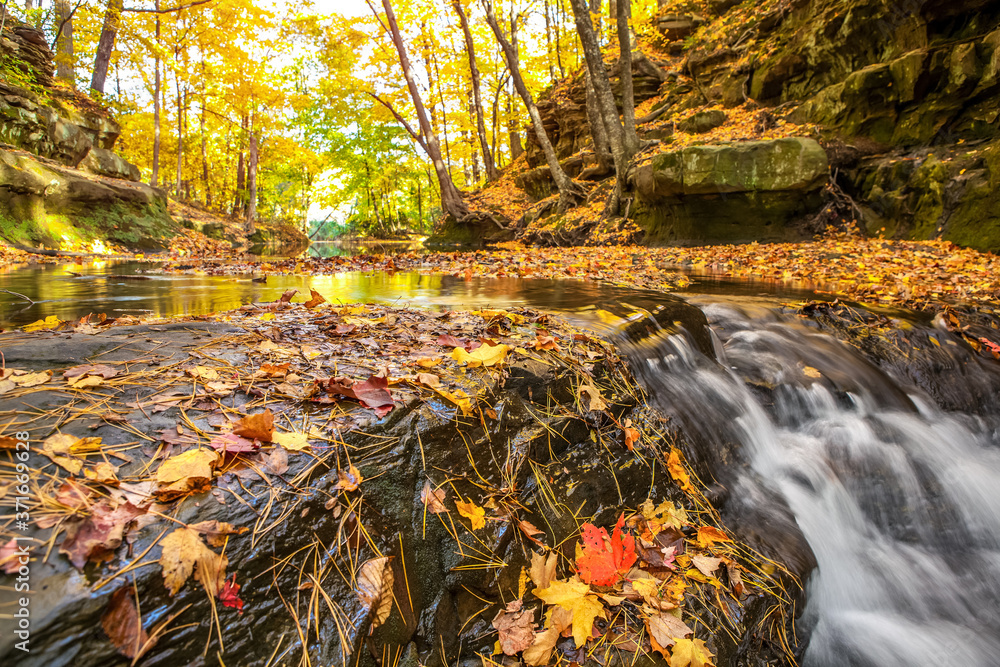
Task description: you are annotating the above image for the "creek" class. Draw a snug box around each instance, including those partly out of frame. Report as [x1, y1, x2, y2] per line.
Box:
[2, 259, 998, 667]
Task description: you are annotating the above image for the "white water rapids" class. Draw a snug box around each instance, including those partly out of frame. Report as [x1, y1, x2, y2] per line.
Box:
[620, 299, 1000, 666]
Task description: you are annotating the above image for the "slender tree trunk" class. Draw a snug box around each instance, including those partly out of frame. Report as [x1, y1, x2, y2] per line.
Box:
[90, 0, 123, 95]
[175, 69, 183, 197]
[381, 0, 467, 221]
[200, 98, 210, 206]
[543, 0, 556, 82]
[569, 0, 630, 213]
[554, 0, 565, 78]
[452, 0, 499, 181]
[616, 0, 638, 155]
[235, 114, 247, 215]
[54, 1, 75, 85]
[151, 1, 161, 187]
[246, 125, 258, 232]
[585, 67, 613, 171]
[429, 48, 452, 172]
[483, 0, 579, 211]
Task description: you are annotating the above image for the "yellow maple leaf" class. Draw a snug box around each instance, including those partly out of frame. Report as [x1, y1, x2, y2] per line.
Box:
[272, 431, 310, 451]
[455, 497, 486, 530]
[24, 315, 63, 332]
[533, 577, 605, 648]
[669, 637, 715, 667]
[450, 343, 510, 368]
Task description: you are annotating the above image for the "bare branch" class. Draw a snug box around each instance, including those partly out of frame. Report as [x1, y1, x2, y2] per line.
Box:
[367, 91, 428, 153]
[123, 0, 215, 14]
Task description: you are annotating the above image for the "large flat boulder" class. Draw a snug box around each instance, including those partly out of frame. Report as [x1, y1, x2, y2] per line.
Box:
[630, 138, 829, 245]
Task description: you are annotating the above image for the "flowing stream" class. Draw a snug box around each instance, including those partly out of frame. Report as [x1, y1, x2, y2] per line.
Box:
[2, 260, 999, 665]
[614, 299, 1000, 667]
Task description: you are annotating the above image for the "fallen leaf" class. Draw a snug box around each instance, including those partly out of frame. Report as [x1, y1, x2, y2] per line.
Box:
[273, 431, 310, 451]
[12, 370, 52, 387]
[155, 448, 218, 500]
[641, 499, 689, 534]
[64, 364, 118, 380]
[303, 289, 327, 308]
[533, 335, 561, 351]
[68, 375, 104, 388]
[437, 387, 474, 415]
[691, 555, 722, 577]
[522, 626, 560, 666]
[102, 587, 154, 660]
[187, 520, 248, 547]
[220, 573, 244, 613]
[260, 447, 289, 475]
[159, 526, 227, 596]
[324, 375, 395, 416]
[334, 464, 362, 491]
[803, 366, 822, 379]
[232, 410, 274, 442]
[60, 501, 145, 568]
[415, 372, 441, 387]
[669, 637, 716, 667]
[84, 461, 119, 485]
[576, 513, 636, 586]
[667, 448, 695, 494]
[456, 497, 486, 530]
[624, 427, 640, 450]
[696, 526, 732, 549]
[533, 577, 605, 648]
[23, 315, 63, 331]
[450, 342, 510, 368]
[578, 383, 608, 411]
[646, 611, 693, 655]
[278, 289, 298, 304]
[356, 556, 394, 628]
[0, 538, 24, 574]
[420, 481, 448, 513]
[493, 600, 536, 655]
[41, 433, 101, 474]
[530, 550, 558, 589]
[209, 432, 258, 454]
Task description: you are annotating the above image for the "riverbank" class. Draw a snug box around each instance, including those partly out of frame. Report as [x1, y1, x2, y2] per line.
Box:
[0, 295, 797, 666]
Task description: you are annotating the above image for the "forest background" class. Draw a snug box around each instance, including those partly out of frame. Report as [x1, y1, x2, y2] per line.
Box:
[1, 0, 644, 239]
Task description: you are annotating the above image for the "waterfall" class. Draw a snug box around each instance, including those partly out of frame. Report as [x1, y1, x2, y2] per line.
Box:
[616, 299, 1000, 667]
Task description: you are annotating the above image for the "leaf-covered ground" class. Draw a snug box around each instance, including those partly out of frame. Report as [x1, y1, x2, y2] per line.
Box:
[1, 292, 791, 666]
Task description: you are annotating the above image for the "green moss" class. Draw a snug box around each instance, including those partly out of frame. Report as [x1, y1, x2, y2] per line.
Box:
[0, 211, 41, 245]
[76, 201, 175, 248]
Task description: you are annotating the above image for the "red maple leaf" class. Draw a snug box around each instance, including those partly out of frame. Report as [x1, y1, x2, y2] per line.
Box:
[576, 513, 637, 586]
[220, 574, 244, 613]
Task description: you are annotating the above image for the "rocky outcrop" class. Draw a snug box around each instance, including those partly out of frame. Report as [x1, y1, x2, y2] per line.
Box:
[631, 138, 829, 245]
[524, 54, 669, 168]
[0, 149, 172, 249]
[0, 15, 166, 250]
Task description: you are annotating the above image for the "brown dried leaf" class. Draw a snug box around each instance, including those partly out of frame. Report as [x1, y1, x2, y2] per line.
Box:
[493, 600, 536, 655]
[187, 520, 248, 547]
[529, 550, 558, 589]
[420, 480, 448, 513]
[356, 556, 394, 629]
[333, 464, 362, 491]
[102, 587, 154, 660]
[232, 410, 274, 442]
[60, 501, 145, 569]
[303, 289, 327, 308]
[646, 610, 693, 654]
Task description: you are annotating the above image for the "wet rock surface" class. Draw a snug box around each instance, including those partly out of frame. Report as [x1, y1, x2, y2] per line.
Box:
[0, 297, 799, 667]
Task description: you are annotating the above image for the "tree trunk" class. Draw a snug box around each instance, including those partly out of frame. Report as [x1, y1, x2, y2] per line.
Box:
[616, 0, 638, 155]
[90, 0, 123, 95]
[569, 0, 630, 213]
[54, 1, 75, 85]
[151, 1, 161, 187]
[483, 0, 579, 211]
[235, 114, 247, 215]
[175, 70, 183, 197]
[381, 0, 467, 221]
[584, 67, 612, 172]
[543, 0, 556, 82]
[452, 0, 499, 182]
[246, 128, 258, 232]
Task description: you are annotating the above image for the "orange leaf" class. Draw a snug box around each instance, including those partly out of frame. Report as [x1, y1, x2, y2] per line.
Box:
[696, 526, 732, 549]
[233, 410, 274, 442]
[667, 448, 695, 494]
[576, 513, 636, 586]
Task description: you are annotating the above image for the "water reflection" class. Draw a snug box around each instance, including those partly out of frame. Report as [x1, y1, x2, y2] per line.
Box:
[0, 259, 836, 328]
[308, 240, 426, 258]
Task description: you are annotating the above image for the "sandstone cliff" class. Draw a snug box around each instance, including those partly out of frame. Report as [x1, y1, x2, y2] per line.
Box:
[0, 14, 171, 250]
